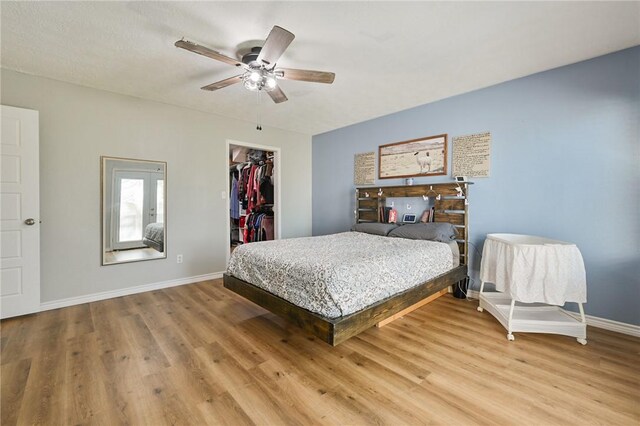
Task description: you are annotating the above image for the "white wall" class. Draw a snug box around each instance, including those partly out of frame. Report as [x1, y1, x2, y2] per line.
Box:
[1, 69, 312, 303]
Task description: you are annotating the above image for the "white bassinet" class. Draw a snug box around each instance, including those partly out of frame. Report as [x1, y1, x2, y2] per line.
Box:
[477, 233, 587, 344]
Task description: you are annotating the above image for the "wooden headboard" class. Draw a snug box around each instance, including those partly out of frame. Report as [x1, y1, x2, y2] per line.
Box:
[355, 182, 471, 265]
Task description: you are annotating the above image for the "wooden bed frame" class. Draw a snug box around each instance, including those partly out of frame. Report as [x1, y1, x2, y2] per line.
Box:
[223, 182, 471, 346]
[224, 266, 466, 346]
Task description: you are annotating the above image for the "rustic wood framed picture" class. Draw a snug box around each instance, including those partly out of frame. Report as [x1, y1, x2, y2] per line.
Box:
[379, 134, 448, 179]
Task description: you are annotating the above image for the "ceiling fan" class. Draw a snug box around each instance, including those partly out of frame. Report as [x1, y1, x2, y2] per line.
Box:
[175, 26, 335, 104]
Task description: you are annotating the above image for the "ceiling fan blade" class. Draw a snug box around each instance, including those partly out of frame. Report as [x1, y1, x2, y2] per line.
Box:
[267, 85, 288, 104]
[257, 26, 295, 67]
[277, 68, 335, 84]
[201, 75, 243, 91]
[175, 39, 244, 67]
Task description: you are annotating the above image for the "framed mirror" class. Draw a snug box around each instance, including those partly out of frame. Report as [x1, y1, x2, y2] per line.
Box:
[101, 156, 167, 265]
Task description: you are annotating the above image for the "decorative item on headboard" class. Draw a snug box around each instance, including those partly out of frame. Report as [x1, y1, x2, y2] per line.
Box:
[355, 182, 471, 265]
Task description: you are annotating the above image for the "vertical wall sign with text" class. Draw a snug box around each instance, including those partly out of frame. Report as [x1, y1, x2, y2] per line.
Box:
[354, 152, 375, 185]
[452, 132, 492, 177]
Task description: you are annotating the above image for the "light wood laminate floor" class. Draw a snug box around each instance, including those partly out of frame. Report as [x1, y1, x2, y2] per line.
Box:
[1, 279, 639, 425]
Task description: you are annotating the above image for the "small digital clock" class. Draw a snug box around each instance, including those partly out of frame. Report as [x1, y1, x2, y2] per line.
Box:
[402, 213, 417, 223]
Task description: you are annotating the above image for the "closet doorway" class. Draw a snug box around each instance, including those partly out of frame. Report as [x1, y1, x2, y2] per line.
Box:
[226, 140, 280, 263]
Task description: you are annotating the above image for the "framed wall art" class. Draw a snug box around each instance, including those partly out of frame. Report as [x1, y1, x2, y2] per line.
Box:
[379, 134, 447, 179]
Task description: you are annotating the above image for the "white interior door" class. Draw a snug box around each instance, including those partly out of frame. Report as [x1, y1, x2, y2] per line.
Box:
[1, 105, 40, 319]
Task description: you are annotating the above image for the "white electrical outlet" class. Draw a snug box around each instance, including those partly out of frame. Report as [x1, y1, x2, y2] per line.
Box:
[177, 254, 183, 264]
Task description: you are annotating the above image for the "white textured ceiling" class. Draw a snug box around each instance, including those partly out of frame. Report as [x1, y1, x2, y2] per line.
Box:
[1, 1, 639, 135]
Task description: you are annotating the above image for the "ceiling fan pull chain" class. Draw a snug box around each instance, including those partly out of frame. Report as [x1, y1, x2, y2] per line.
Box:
[256, 90, 263, 131]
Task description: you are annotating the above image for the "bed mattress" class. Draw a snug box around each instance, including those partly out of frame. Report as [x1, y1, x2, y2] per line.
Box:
[227, 232, 456, 319]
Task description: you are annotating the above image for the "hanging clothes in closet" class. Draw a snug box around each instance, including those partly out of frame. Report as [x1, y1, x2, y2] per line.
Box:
[230, 174, 240, 220]
[234, 151, 274, 244]
[229, 164, 244, 246]
[243, 207, 275, 243]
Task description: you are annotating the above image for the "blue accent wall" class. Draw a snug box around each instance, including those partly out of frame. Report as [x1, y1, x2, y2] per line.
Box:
[312, 47, 640, 325]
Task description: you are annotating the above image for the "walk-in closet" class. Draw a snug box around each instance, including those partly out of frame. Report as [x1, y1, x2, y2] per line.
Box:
[228, 144, 277, 255]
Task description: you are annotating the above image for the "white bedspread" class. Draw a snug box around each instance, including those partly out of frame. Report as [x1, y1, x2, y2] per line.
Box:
[227, 232, 455, 318]
[479, 234, 586, 305]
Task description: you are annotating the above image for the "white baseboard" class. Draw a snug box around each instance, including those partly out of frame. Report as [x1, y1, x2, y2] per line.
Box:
[40, 271, 225, 312]
[563, 312, 640, 338]
[467, 290, 640, 338]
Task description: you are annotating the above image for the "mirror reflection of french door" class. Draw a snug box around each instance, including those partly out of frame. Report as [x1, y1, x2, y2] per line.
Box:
[111, 170, 163, 250]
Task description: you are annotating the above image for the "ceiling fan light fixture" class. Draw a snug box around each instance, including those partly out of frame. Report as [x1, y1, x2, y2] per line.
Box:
[265, 76, 277, 90]
[243, 76, 259, 91]
[249, 71, 262, 82]
[242, 69, 278, 92]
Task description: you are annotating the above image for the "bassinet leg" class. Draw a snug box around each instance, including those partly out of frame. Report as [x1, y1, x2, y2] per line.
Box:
[506, 299, 516, 341]
[476, 281, 486, 312]
[577, 303, 587, 345]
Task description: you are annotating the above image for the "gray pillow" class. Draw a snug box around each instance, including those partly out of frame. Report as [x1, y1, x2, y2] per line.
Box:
[351, 222, 399, 236]
[388, 223, 459, 242]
